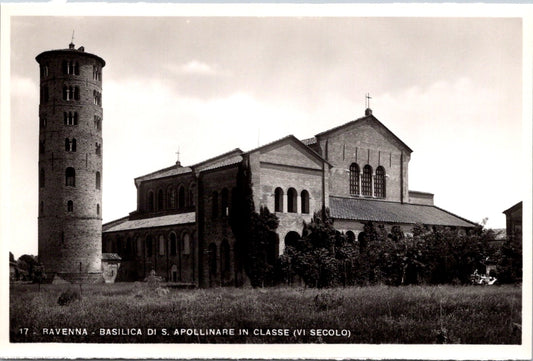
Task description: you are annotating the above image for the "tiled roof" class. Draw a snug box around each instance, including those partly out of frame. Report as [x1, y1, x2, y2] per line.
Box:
[300, 137, 317, 146]
[135, 165, 192, 183]
[200, 155, 243, 172]
[330, 196, 476, 227]
[102, 253, 122, 261]
[103, 212, 195, 233]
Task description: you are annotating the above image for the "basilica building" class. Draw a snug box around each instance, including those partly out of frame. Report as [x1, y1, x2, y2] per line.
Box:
[102, 108, 475, 286]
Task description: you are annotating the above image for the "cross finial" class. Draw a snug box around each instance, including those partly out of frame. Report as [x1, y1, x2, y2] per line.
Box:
[365, 93, 372, 109]
[71, 30, 75, 44]
[175, 147, 180, 162]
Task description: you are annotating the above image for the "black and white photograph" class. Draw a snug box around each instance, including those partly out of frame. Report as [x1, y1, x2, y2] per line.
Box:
[1, 3, 531, 360]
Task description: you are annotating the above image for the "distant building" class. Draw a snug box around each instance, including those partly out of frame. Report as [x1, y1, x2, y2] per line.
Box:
[103, 107, 476, 286]
[503, 201, 522, 243]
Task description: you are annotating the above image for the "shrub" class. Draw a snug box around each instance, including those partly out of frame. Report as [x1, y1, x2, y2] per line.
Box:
[57, 289, 81, 306]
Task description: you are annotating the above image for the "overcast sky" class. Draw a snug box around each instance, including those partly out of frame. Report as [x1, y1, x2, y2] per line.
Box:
[6, 13, 525, 258]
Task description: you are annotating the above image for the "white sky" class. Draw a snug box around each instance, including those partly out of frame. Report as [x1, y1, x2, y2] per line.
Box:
[5, 12, 526, 259]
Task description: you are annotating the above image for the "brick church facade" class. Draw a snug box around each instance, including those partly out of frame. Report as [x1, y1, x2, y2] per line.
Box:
[103, 108, 475, 286]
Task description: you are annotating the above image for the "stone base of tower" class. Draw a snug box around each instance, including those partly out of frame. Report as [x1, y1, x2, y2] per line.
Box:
[50, 272, 104, 284]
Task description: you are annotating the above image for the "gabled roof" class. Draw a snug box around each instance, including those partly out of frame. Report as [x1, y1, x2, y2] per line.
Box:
[103, 213, 195, 233]
[191, 148, 244, 172]
[314, 113, 413, 153]
[330, 196, 476, 228]
[503, 201, 522, 215]
[244, 134, 332, 167]
[134, 165, 192, 185]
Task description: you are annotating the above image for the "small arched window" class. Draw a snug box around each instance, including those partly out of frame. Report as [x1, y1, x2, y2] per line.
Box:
[39, 169, 45, 188]
[212, 191, 219, 219]
[74, 62, 80, 75]
[65, 138, 70, 151]
[158, 189, 164, 210]
[170, 233, 177, 256]
[301, 190, 310, 214]
[67, 200, 73, 212]
[71, 138, 77, 152]
[97, 203, 100, 216]
[167, 186, 176, 209]
[96, 172, 101, 190]
[178, 185, 185, 209]
[375, 166, 386, 198]
[159, 235, 165, 256]
[349, 163, 360, 196]
[148, 191, 154, 212]
[287, 188, 297, 213]
[274, 188, 284, 212]
[74, 86, 80, 100]
[182, 233, 190, 255]
[65, 167, 75, 187]
[362, 165, 372, 197]
[189, 183, 196, 207]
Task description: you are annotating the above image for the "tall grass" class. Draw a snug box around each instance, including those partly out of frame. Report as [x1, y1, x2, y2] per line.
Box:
[10, 283, 521, 344]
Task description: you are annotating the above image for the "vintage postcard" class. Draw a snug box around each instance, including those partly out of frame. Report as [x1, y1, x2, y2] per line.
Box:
[1, 2, 532, 360]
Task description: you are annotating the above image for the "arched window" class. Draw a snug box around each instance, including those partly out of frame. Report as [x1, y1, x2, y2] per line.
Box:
[158, 189, 164, 210]
[74, 112, 78, 125]
[97, 204, 100, 216]
[71, 138, 77, 152]
[148, 191, 154, 212]
[301, 190, 310, 214]
[159, 235, 165, 256]
[178, 185, 185, 209]
[221, 188, 229, 217]
[65, 138, 71, 151]
[375, 166, 386, 198]
[96, 172, 101, 190]
[349, 163, 360, 196]
[65, 167, 75, 187]
[287, 188, 297, 213]
[146, 236, 153, 257]
[74, 62, 79, 75]
[170, 233, 177, 256]
[189, 183, 196, 207]
[39, 168, 45, 188]
[67, 200, 73, 212]
[167, 186, 176, 209]
[182, 233, 190, 255]
[212, 191, 218, 219]
[136, 238, 143, 257]
[274, 187, 284, 212]
[74, 87, 80, 100]
[362, 165, 372, 196]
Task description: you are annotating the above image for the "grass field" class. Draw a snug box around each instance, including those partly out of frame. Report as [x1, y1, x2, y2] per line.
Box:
[10, 283, 521, 344]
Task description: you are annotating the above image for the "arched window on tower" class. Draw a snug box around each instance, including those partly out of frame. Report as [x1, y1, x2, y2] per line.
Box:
[65, 138, 71, 151]
[96, 172, 101, 190]
[97, 204, 100, 216]
[349, 163, 360, 196]
[301, 190, 310, 214]
[67, 200, 73, 212]
[72, 138, 77, 152]
[74, 87, 80, 101]
[375, 166, 386, 198]
[287, 188, 297, 213]
[74, 62, 80, 75]
[275, 187, 283, 212]
[362, 165, 372, 197]
[65, 167, 75, 187]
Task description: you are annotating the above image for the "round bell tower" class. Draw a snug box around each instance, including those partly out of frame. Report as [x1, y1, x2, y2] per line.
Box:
[36, 43, 105, 283]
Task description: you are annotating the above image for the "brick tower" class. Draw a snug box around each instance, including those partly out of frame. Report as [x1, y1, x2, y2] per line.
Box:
[36, 43, 105, 283]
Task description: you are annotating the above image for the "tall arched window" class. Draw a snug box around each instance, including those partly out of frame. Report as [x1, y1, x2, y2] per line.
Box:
[148, 191, 154, 212]
[287, 188, 297, 213]
[183, 233, 190, 255]
[178, 185, 185, 209]
[146, 236, 153, 257]
[212, 191, 219, 219]
[158, 189, 164, 210]
[159, 235, 165, 256]
[349, 163, 360, 196]
[362, 165, 372, 196]
[170, 233, 177, 256]
[65, 167, 75, 187]
[67, 200, 73, 212]
[65, 138, 71, 151]
[97, 204, 100, 216]
[274, 187, 284, 212]
[136, 238, 143, 257]
[96, 172, 101, 190]
[71, 138, 77, 152]
[167, 186, 176, 209]
[301, 190, 310, 214]
[375, 166, 386, 198]
[39, 169, 45, 188]
[221, 188, 229, 217]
